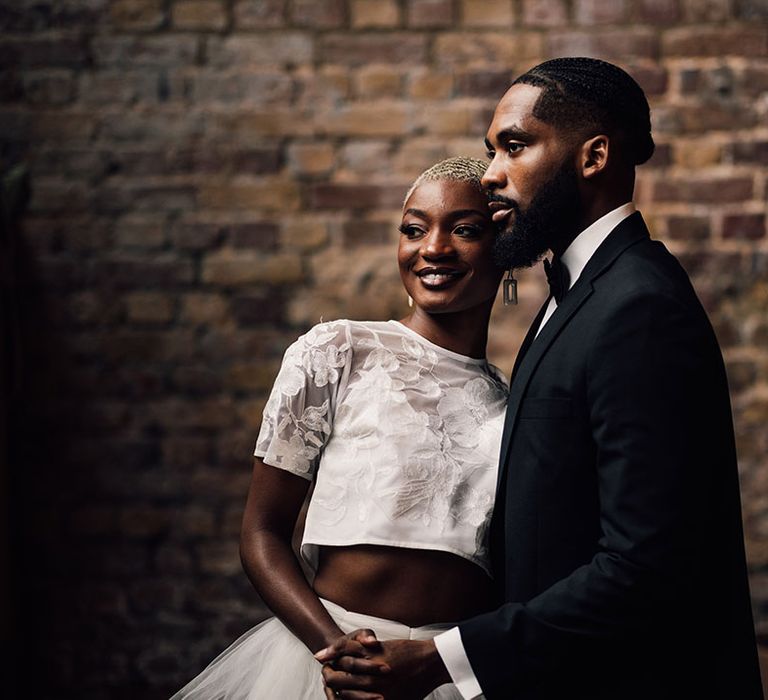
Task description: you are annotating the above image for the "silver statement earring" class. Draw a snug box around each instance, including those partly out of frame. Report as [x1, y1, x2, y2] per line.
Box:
[503, 269, 518, 305]
[408, 295, 413, 308]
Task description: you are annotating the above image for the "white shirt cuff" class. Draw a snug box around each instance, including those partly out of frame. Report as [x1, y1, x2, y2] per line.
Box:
[433, 626, 483, 699]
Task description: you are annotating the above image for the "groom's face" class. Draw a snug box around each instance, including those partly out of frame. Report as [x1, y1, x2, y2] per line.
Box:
[482, 83, 582, 269]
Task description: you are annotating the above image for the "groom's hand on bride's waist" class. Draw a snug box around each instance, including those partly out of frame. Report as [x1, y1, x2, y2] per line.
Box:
[316, 631, 450, 699]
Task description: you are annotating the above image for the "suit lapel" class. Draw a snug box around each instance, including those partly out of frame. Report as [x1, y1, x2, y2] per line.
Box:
[496, 212, 651, 485]
[510, 297, 551, 381]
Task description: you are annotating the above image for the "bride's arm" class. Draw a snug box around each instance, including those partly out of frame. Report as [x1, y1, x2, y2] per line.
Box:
[239, 456, 343, 653]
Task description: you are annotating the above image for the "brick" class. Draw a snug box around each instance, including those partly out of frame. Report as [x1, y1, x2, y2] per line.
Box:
[455, 69, 513, 99]
[281, 218, 330, 251]
[207, 33, 313, 67]
[673, 139, 721, 168]
[291, 0, 346, 27]
[408, 69, 453, 99]
[521, 0, 568, 26]
[162, 435, 216, 468]
[196, 542, 242, 575]
[231, 290, 287, 325]
[548, 29, 659, 60]
[322, 102, 411, 137]
[728, 141, 768, 166]
[663, 27, 767, 57]
[351, 0, 400, 28]
[92, 36, 199, 68]
[677, 103, 758, 133]
[171, 364, 224, 393]
[119, 506, 172, 538]
[309, 183, 406, 210]
[22, 69, 76, 105]
[228, 221, 280, 249]
[574, 0, 629, 23]
[354, 65, 402, 98]
[634, 0, 682, 23]
[227, 362, 285, 390]
[180, 293, 230, 324]
[125, 292, 176, 324]
[115, 217, 167, 249]
[191, 70, 293, 104]
[287, 142, 335, 175]
[295, 65, 350, 109]
[665, 215, 711, 241]
[418, 103, 474, 135]
[209, 109, 316, 139]
[406, 0, 454, 27]
[110, 0, 166, 30]
[93, 183, 197, 214]
[653, 177, 754, 203]
[0, 36, 89, 68]
[320, 33, 427, 65]
[198, 177, 299, 211]
[461, 0, 514, 27]
[175, 506, 217, 537]
[340, 140, 393, 172]
[172, 1, 228, 31]
[681, 0, 731, 21]
[89, 254, 195, 288]
[723, 214, 766, 240]
[342, 219, 393, 247]
[234, 0, 285, 27]
[736, 0, 768, 19]
[171, 221, 225, 250]
[202, 249, 303, 285]
[78, 70, 159, 106]
[627, 63, 668, 96]
[434, 32, 543, 65]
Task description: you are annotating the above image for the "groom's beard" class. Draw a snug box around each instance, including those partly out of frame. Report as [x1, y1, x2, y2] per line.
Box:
[492, 160, 582, 270]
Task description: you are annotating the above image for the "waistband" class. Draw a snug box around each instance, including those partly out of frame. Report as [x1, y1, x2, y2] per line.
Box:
[319, 598, 455, 641]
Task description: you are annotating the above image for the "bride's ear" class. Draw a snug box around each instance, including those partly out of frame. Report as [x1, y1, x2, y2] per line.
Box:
[579, 135, 609, 180]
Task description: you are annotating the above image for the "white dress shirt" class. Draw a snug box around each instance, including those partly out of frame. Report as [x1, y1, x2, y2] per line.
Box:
[433, 201, 637, 700]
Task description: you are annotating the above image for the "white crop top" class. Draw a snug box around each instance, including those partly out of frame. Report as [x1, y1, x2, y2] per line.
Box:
[254, 319, 508, 575]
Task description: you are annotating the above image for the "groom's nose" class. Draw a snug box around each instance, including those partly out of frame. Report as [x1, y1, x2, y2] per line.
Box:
[482, 156, 506, 190]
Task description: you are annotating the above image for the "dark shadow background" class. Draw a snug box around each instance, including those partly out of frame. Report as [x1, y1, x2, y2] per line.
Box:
[2, 1, 768, 697]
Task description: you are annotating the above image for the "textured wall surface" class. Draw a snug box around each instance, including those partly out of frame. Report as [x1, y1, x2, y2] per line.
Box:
[2, 0, 767, 697]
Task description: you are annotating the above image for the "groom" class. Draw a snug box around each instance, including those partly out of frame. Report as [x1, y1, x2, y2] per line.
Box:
[318, 58, 763, 699]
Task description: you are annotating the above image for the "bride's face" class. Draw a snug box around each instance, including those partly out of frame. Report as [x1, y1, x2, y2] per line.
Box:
[398, 179, 502, 315]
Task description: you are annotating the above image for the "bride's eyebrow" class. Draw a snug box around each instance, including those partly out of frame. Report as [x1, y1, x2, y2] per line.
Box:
[403, 208, 428, 217]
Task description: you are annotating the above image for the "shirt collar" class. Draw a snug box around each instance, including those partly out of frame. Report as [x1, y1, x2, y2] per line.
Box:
[561, 202, 636, 289]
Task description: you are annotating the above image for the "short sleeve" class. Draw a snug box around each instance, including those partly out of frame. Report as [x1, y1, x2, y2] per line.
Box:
[254, 321, 352, 480]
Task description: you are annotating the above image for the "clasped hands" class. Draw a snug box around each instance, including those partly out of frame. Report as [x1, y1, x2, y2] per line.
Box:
[315, 628, 448, 700]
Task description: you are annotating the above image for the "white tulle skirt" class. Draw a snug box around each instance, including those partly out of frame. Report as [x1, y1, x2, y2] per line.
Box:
[171, 598, 466, 699]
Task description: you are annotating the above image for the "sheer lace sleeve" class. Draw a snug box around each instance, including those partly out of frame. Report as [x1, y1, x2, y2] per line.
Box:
[254, 321, 352, 480]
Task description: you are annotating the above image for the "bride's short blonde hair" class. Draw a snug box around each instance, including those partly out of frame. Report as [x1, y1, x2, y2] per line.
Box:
[403, 157, 489, 205]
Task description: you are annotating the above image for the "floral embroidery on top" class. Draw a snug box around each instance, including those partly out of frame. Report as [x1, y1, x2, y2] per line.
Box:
[254, 319, 508, 574]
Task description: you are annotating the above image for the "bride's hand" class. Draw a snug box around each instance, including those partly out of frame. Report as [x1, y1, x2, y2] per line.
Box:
[316, 629, 389, 699]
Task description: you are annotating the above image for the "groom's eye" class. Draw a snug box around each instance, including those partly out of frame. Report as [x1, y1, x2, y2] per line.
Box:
[507, 142, 525, 154]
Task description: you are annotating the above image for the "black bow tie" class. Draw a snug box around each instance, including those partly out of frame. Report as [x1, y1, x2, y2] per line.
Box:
[544, 256, 570, 304]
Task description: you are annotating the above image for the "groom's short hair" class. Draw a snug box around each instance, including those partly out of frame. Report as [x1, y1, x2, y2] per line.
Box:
[513, 57, 655, 166]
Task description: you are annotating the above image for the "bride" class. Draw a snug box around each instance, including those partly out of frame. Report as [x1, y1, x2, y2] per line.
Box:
[172, 157, 508, 699]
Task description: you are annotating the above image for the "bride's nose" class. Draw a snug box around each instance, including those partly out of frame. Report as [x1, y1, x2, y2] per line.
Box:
[421, 228, 456, 259]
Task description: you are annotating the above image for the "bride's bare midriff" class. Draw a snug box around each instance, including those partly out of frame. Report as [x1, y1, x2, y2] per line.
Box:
[312, 544, 496, 628]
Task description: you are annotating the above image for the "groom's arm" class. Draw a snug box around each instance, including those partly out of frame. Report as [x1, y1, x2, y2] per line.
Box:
[459, 289, 722, 697]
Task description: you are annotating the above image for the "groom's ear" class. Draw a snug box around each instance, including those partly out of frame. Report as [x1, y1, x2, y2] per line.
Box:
[579, 134, 610, 180]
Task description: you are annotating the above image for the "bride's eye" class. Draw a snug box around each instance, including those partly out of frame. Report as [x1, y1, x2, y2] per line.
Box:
[454, 225, 481, 238]
[398, 224, 425, 239]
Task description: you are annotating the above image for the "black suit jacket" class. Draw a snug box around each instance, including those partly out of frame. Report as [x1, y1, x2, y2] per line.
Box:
[460, 213, 762, 699]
